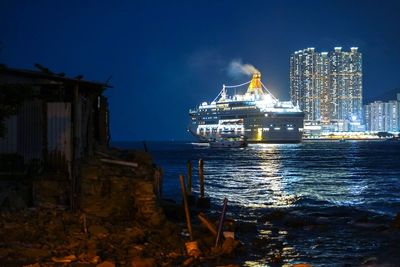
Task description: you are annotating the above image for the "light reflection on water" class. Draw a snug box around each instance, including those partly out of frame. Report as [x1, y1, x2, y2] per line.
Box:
[200, 144, 298, 209]
[115, 141, 400, 266]
[190, 143, 378, 211]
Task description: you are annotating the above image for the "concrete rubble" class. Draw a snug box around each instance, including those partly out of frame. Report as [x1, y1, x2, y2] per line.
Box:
[2, 145, 400, 266]
[0, 148, 244, 267]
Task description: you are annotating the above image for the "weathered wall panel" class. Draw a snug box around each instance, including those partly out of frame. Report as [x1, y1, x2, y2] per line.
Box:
[0, 115, 18, 153]
[80, 95, 91, 157]
[98, 96, 109, 146]
[47, 103, 72, 170]
[17, 100, 44, 162]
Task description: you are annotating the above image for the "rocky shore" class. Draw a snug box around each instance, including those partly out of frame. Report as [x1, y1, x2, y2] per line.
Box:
[0, 148, 244, 267]
[1, 147, 400, 267]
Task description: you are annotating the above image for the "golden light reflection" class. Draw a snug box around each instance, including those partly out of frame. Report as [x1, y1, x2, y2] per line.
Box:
[244, 260, 269, 267]
[255, 144, 298, 208]
[247, 72, 263, 95]
[256, 128, 263, 141]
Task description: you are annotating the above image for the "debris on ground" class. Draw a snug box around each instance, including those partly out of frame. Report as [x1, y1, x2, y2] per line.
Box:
[0, 148, 243, 267]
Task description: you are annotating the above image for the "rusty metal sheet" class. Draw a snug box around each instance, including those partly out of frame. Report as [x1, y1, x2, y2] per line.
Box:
[0, 115, 18, 153]
[47, 102, 72, 169]
[17, 100, 44, 162]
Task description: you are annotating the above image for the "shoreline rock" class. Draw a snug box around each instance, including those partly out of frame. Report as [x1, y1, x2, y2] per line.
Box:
[0, 148, 243, 267]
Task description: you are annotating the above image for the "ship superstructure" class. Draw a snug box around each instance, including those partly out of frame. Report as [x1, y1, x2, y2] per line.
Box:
[189, 72, 305, 143]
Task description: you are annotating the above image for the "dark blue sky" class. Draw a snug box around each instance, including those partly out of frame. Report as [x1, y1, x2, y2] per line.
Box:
[1, 0, 400, 141]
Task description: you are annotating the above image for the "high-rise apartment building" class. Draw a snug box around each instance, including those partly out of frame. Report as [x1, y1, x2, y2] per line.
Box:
[290, 48, 321, 121]
[319, 52, 330, 121]
[364, 94, 400, 132]
[290, 47, 363, 126]
[330, 47, 363, 122]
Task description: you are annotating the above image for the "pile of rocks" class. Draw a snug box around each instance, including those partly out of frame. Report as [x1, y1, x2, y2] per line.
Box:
[79, 150, 166, 225]
[0, 148, 247, 266]
[0, 206, 186, 266]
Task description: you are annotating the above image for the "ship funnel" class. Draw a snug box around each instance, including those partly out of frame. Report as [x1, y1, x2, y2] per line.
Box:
[247, 72, 263, 95]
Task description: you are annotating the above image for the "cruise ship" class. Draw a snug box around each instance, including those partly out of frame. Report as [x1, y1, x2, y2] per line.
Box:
[188, 72, 305, 143]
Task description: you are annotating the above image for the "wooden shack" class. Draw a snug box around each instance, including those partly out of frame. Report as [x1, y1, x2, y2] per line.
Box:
[0, 66, 111, 209]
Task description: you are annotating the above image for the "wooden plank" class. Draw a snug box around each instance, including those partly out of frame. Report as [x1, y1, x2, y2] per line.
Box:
[100, 158, 138, 168]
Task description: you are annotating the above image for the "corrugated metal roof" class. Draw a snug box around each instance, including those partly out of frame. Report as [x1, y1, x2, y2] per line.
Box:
[0, 66, 112, 89]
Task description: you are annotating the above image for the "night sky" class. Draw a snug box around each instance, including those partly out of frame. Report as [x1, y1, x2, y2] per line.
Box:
[1, 0, 400, 141]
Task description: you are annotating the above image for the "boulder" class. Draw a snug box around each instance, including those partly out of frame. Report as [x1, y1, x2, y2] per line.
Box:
[22, 264, 41, 267]
[81, 165, 100, 180]
[18, 247, 51, 259]
[97, 260, 116, 267]
[125, 226, 146, 243]
[131, 257, 156, 267]
[392, 213, 400, 228]
[51, 255, 77, 263]
[221, 237, 240, 255]
[89, 225, 109, 238]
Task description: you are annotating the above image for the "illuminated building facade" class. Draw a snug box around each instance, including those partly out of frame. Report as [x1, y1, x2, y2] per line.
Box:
[290, 48, 321, 122]
[290, 47, 363, 128]
[330, 47, 363, 122]
[320, 52, 330, 122]
[364, 94, 400, 132]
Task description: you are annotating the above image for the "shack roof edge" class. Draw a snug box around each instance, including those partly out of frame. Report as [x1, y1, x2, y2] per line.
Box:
[0, 65, 113, 89]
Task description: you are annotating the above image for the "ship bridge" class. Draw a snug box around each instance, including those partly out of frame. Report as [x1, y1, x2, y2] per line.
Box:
[196, 72, 301, 113]
[210, 72, 295, 110]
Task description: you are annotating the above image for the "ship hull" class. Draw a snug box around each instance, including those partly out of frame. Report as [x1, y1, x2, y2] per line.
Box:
[189, 110, 304, 143]
[190, 132, 303, 144]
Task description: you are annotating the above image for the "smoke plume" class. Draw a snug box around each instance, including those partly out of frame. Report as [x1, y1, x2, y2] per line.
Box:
[227, 59, 259, 77]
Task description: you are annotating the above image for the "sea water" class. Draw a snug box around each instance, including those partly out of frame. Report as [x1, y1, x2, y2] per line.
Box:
[114, 140, 400, 266]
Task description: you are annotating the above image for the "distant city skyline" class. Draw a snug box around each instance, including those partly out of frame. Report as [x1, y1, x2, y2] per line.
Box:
[364, 94, 400, 132]
[289, 46, 400, 134]
[1, 1, 400, 140]
[290, 47, 362, 124]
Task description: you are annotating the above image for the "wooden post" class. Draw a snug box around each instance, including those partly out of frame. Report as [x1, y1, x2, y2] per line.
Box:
[100, 158, 138, 168]
[198, 212, 217, 236]
[215, 198, 228, 247]
[196, 158, 210, 209]
[87, 95, 94, 156]
[71, 83, 81, 211]
[159, 167, 163, 198]
[154, 167, 163, 199]
[73, 84, 82, 161]
[98, 96, 109, 147]
[83, 213, 87, 234]
[187, 160, 192, 194]
[199, 159, 204, 198]
[42, 100, 48, 170]
[179, 174, 193, 240]
[143, 140, 148, 152]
